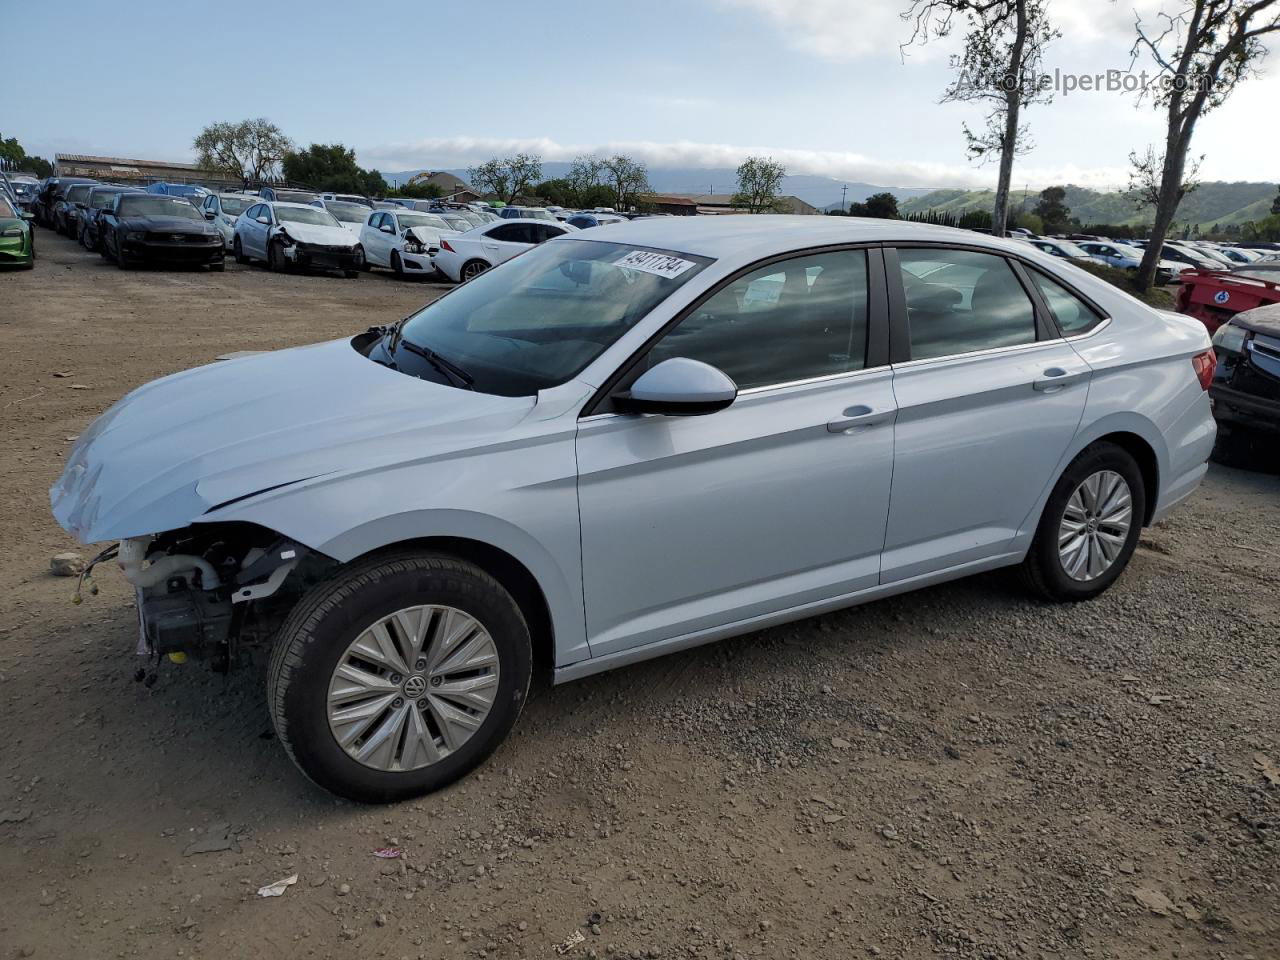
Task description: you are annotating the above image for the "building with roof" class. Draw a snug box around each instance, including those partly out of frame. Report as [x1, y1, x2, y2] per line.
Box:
[55, 154, 242, 189]
[645, 193, 820, 216]
[401, 170, 482, 203]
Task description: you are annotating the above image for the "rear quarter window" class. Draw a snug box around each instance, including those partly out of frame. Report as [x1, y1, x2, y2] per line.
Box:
[1027, 268, 1104, 335]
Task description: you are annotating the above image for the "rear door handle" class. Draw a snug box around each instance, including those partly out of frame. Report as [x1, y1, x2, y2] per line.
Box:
[1033, 368, 1087, 393]
[827, 405, 893, 433]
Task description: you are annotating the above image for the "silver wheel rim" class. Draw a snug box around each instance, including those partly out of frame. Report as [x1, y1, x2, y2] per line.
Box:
[463, 262, 483, 280]
[326, 605, 500, 772]
[1058, 470, 1133, 582]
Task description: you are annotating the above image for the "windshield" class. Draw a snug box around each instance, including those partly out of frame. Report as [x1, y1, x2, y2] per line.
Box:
[118, 195, 203, 219]
[324, 201, 369, 222]
[438, 215, 470, 229]
[89, 190, 123, 209]
[274, 190, 318, 203]
[276, 206, 340, 227]
[397, 213, 449, 231]
[66, 185, 93, 204]
[395, 240, 710, 396]
[219, 196, 252, 215]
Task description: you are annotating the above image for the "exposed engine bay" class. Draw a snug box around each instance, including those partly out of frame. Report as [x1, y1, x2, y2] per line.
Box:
[84, 523, 335, 674]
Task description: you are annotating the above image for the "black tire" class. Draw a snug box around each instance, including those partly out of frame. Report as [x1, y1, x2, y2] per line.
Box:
[116, 238, 134, 270]
[268, 239, 285, 272]
[391, 250, 405, 277]
[344, 269, 359, 279]
[209, 258, 226, 273]
[267, 551, 532, 803]
[353, 245, 366, 271]
[1022, 442, 1146, 602]
[233, 236, 249, 265]
[1210, 427, 1259, 470]
[460, 259, 488, 282]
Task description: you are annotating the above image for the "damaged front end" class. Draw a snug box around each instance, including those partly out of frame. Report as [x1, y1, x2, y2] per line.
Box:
[95, 523, 333, 673]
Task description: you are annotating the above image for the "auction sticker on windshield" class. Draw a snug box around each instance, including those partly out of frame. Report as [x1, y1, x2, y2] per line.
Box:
[614, 249, 698, 279]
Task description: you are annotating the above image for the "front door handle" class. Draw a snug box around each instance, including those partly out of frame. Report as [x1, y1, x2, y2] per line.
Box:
[1033, 368, 1087, 393]
[827, 405, 893, 433]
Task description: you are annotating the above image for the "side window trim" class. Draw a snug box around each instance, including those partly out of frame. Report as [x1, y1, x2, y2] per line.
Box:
[581, 242, 891, 418]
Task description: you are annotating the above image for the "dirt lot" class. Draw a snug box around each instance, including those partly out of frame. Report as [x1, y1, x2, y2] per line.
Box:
[1, 228, 1278, 960]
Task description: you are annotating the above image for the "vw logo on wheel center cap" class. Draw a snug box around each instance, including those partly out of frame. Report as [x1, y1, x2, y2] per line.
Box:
[403, 675, 428, 698]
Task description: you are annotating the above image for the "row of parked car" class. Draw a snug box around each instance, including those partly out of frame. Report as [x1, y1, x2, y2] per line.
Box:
[1011, 231, 1280, 284]
[14, 174, 636, 280]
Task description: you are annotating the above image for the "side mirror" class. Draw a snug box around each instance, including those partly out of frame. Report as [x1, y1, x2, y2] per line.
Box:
[614, 358, 737, 417]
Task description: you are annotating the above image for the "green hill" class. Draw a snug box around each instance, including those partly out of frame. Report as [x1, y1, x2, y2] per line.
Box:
[899, 180, 1278, 230]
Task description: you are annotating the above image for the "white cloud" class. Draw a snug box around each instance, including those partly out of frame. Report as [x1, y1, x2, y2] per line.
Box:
[360, 135, 1135, 190]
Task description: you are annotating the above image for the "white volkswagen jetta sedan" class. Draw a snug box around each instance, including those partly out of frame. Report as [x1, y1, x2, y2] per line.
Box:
[51, 217, 1216, 802]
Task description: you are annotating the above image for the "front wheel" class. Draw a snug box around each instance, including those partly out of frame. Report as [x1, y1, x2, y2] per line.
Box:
[1023, 442, 1146, 601]
[268, 552, 532, 802]
[233, 235, 249, 265]
[391, 250, 405, 277]
[268, 239, 286, 272]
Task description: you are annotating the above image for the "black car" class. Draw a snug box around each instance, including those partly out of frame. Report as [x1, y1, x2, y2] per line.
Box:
[33, 177, 97, 228]
[1209, 303, 1280, 464]
[79, 186, 142, 251]
[99, 193, 225, 270]
[55, 182, 98, 236]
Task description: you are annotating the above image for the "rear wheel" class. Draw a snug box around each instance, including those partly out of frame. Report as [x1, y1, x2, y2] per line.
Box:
[268, 552, 532, 802]
[1023, 442, 1145, 601]
[460, 259, 488, 282]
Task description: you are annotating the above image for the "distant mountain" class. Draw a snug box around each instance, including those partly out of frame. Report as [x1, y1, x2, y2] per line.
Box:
[899, 181, 1279, 229]
[382, 163, 937, 211]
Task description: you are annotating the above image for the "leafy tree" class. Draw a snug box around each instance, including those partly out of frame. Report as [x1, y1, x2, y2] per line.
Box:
[1271, 184, 1280, 215]
[732, 156, 787, 213]
[1128, 0, 1280, 291]
[1033, 186, 1072, 233]
[568, 156, 606, 196]
[194, 118, 292, 184]
[0, 134, 52, 177]
[535, 171, 614, 208]
[903, 0, 1058, 236]
[282, 143, 387, 196]
[467, 154, 543, 205]
[394, 180, 445, 200]
[848, 193, 901, 218]
[600, 155, 652, 210]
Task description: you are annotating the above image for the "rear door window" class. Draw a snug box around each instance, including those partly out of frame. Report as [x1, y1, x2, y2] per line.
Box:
[896, 248, 1037, 360]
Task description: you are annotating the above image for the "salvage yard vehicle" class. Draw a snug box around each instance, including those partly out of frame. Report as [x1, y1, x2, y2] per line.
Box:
[432, 217, 574, 282]
[232, 201, 360, 277]
[79, 185, 140, 251]
[54, 182, 96, 236]
[311, 198, 374, 243]
[1208, 302, 1280, 464]
[99, 193, 225, 271]
[359, 209, 458, 277]
[0, 195, 35, 268]
[51, 217, 1217, 803]
[199, 191, 256, 249]
[1075, 240, 1186, 286]
[32, 176, 96, 227]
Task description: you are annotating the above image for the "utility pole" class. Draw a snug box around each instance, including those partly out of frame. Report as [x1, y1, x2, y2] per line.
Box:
[841, 184, 848, 212]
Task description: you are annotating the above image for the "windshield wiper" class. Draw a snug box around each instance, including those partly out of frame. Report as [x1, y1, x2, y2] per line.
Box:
[395, 338, 475, 390]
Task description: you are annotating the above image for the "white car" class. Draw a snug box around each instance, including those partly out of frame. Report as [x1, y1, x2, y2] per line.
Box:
[432, 218, 576, 282]
[52, 216, 1217, 802]
[360, 209, 460, 277]
[199, 192, 257, 249]
[232, 201, 361, 277]
[311, 199, 374, 245]
[1075, 241, 1188, 285]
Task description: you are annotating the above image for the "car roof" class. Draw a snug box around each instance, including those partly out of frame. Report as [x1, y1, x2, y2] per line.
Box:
[574, 215, 1049, 261]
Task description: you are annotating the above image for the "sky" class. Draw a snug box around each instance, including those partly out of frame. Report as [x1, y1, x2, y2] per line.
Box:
[7, 0, 1279, 191]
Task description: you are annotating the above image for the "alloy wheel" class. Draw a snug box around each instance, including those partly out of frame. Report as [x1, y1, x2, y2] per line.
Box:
[326, 605, 500, 773]
[1058, 469, 1133, 582]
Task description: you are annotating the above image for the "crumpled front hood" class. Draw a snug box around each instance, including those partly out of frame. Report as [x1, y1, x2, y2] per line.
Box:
[406, 226, 449, 246]
[279, 222, 354, 246]
[51, 338, 534, 544]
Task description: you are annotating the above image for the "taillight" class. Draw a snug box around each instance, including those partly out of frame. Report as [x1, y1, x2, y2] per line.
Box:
[1192, 349, 1216, 390]
[440, 239, 454, 253]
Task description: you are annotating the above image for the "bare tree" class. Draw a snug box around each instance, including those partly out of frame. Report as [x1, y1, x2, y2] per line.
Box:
[732, 156, 788, 213]
[1128, 0, 1280, 290]
[902, 0, 1057, 235]
[193, 119, 292, 183]
[598, 155, 652, 211]
[467, 154, 543, 205]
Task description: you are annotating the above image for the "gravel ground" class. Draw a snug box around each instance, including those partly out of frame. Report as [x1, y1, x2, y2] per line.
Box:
[1, 229, 1278, 960]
